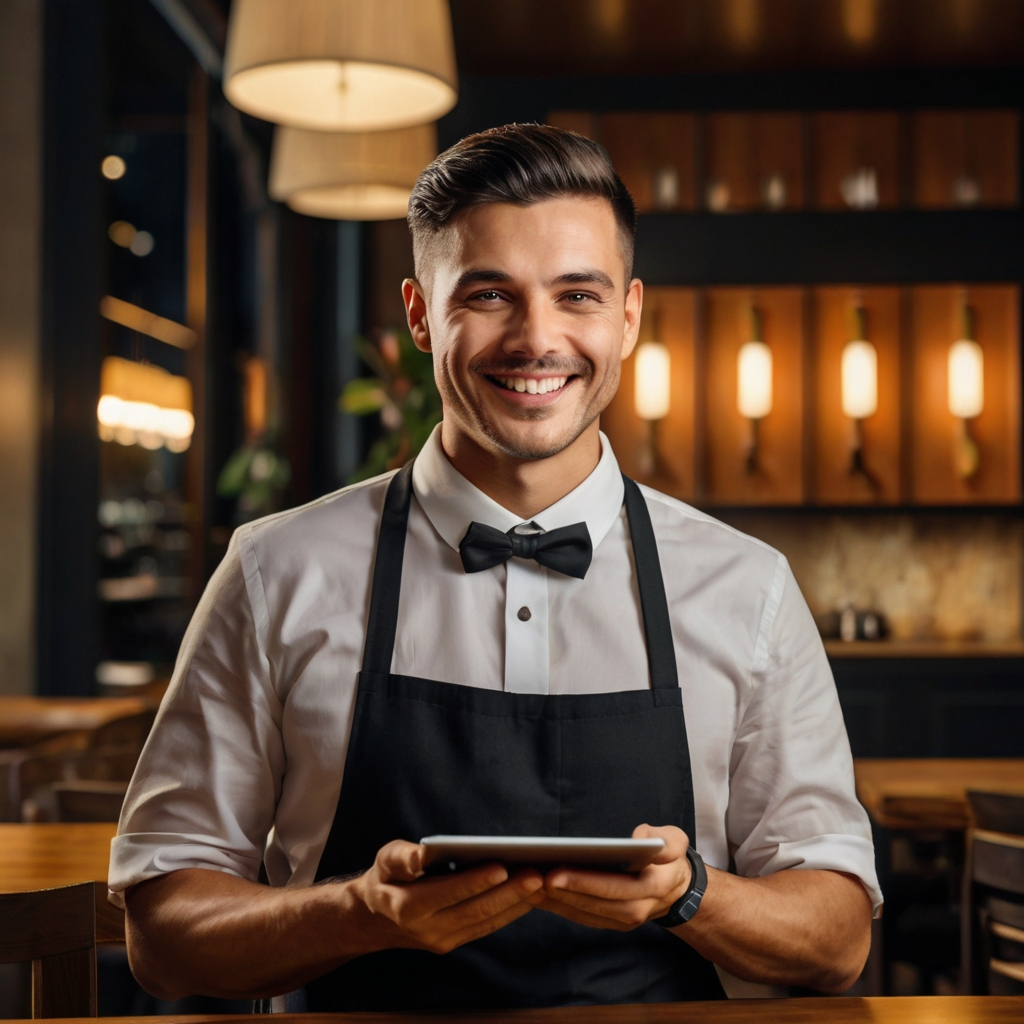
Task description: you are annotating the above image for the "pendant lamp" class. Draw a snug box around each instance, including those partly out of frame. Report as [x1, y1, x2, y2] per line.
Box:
[224, 0, 458, 131]
[269, 123, 436, 220]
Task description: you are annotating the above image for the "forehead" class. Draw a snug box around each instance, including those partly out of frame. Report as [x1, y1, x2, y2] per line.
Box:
[437, 197, 624, 282]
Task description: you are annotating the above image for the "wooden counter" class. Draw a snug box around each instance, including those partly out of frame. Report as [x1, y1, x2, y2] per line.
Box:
[854, 758, 1024, 830]
[0, 695, 151, 748]
[8, 997, 1024, 1023]
[826, 639, 1024, 659]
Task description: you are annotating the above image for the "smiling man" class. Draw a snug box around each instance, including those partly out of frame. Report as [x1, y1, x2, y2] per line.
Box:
[112, 124, 880, 1011]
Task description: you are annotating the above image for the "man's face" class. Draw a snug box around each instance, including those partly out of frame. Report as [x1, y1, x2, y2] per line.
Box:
[406, 197, 642, 461]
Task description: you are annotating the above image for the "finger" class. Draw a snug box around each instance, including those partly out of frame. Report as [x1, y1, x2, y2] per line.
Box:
[433, 869, 543, 930]
[632, 824, 688, 864]
[534, 896, 637, 932]
[376, 840, 427, 882]
[546, 860, 685, 901]
[540, 886, 659, 926]
[443, 893, 540, 949]
[398, 862, 512, 917]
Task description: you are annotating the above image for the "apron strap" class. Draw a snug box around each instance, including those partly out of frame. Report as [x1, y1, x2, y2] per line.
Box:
[621, 475, 679, 692]
[361, 463, 415, 677]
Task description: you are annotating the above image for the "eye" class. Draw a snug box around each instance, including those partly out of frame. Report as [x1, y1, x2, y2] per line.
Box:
[473, 290, 502, 301]
[565, 292, 592, 304]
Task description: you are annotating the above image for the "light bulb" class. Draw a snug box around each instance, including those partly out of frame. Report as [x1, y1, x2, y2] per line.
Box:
[634, 342, 671, 421]
[737, 340, 773, 419]
[841, 339, 878, 419]
[948, 339, 984, 419]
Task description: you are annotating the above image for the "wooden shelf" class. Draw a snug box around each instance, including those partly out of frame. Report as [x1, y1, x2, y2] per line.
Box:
[825, 639, 1024, 659]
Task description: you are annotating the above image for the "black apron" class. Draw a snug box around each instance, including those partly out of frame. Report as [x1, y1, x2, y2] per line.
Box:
[306, 463, 725, 1010]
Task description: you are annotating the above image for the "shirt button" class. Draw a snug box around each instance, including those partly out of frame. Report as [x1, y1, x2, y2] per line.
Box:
[517, 606, 532, 622]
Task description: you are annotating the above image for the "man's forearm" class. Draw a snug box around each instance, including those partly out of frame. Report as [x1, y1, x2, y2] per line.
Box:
[125, 868, 373, 1000]
[672, 868, 872, 993]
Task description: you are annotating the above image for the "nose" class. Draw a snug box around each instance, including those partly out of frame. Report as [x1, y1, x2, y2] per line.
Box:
[502, 293, 558, 360]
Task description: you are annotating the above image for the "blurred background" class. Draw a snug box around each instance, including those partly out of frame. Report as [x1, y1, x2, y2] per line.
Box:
[1, 0, 1023, 1007]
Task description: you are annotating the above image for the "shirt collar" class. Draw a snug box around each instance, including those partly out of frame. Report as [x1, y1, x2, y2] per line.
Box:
[412, 423, 625, 554]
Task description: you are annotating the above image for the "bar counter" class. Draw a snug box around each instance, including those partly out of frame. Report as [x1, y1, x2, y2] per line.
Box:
[11, 1000, 1024, 1024]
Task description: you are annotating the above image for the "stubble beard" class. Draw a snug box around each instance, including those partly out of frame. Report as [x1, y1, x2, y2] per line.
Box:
[440, 355, 617, 461]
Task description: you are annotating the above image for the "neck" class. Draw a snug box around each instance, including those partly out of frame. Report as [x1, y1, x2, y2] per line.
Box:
[440, 420, 602, 520]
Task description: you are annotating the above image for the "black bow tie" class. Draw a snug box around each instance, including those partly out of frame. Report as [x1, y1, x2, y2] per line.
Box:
[459, 520, 593, 579]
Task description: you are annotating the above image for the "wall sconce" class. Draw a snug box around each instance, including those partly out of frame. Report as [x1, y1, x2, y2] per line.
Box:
[841, 305, 877, 476]
[634, 317, 670, 476]
[948, 303, 983, 479]
[737, 307, 772, 473]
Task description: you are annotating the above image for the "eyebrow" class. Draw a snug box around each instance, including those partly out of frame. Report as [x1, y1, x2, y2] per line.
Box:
[454, 268, 617, 290]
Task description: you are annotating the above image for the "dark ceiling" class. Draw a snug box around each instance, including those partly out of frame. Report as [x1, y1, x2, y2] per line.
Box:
[448, 0, 1024, 76]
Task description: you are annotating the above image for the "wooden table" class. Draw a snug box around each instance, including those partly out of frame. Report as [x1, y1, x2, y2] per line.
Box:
[8, 998, 1024, 1022]
[0, 696, 151, 748]
[854, 759, 1024, 830]
[0, 822, 123, 942]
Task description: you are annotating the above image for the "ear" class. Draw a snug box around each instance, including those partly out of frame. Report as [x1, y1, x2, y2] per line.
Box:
[620, 278, 643, 361]
[403, 278, 431, 353]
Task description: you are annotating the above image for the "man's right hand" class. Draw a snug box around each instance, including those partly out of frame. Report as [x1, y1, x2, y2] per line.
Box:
[348, 839, 544, 955]
[124, 841, 543, 1002]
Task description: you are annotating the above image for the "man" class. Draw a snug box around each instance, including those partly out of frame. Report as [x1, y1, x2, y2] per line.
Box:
[112, 124, 880, 1010]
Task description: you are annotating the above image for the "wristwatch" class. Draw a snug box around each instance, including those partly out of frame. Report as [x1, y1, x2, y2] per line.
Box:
[653, 847, 707, 928]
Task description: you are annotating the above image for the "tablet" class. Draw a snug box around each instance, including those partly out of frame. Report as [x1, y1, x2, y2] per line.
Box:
[420, 835, 665, 874]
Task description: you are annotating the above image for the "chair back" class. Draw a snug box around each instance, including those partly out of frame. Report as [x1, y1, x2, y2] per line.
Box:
[0, 882, 98, 1017]
[964, 828, 1024, 994]
[53, 781, 129, 822]
[968, 791, 1024, 836]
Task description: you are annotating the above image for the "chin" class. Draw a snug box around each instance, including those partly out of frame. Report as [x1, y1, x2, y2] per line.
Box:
[481, 419, 588, 462]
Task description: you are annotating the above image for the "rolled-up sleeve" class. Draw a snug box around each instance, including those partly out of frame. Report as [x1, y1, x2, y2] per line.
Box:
[727, 555, 882, 916]
[108, 529, 284, 907]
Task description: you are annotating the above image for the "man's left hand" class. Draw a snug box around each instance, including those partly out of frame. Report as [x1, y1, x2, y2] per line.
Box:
[538, 824, 691, 930]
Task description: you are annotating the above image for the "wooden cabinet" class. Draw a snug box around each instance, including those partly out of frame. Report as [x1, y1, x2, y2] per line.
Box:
[601, 285, 1021, 508]
[810, 111, 901, 210]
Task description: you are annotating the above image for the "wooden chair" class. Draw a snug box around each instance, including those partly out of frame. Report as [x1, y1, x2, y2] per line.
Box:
[962, 826, 1024, 994]
[0, 881, 123, 1017]
[53, 780, 129, 822]
[968, 790, 1024, 836]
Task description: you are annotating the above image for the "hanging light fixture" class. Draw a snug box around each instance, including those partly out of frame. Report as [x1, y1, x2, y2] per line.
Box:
[736, 306, 772, 474]
[97, 357, 194, 452]
[948, 301, 984, 479]
[269, 123, 436, 220]
[223, 0, 458, 131]
[841, 304, 877, 477]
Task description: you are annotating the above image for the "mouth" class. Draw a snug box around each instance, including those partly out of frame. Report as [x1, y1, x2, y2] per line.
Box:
[482, 373, 577, 406]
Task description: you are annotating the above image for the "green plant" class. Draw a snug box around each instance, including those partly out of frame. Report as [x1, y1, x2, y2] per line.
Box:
[216, 439, 291, 522]
[341, 329, 442, 482]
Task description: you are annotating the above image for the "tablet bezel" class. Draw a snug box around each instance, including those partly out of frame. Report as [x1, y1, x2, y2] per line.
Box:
[420, 835, 666, 874]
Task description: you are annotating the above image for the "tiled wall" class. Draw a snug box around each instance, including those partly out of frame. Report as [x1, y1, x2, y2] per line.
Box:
[720, 512, 1024, 642]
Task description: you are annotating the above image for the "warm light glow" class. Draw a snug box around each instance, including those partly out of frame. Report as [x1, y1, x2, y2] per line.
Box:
[737, 340, 773, 419]
[223, 0, 458, 131]
[101, 155, 126, 180]
[948, 339, 984, 419]
[634, 342, 671, 421]
[269, 123, 436, 220]
[841, 339, 878, 420]
[98, 357, 194, 452]
[99, 296, 196, 350]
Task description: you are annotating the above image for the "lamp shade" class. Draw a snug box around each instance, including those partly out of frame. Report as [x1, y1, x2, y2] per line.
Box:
[269, 123, 436, 220]
[948, 339, 984, 419]
[224, 0, 458, 131]
[841, 339, 878, 420]
[737, 340, 773, 419]
[634, 342, 671, 421]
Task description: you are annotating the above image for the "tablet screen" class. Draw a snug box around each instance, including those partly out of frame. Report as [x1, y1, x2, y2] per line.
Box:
[420, 835, 665, 874]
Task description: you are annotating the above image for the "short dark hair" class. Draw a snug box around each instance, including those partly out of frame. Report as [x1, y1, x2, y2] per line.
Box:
[408, 123, 637, 281]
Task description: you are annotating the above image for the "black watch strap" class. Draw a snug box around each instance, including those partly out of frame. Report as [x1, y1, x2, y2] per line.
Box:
[653, 847, 707, 928]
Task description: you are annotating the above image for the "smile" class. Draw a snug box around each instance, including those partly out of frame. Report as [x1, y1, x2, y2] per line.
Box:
[487, 375, 570, 395]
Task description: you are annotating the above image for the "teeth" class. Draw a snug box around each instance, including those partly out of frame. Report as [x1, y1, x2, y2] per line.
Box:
[497, 376, 568, 395]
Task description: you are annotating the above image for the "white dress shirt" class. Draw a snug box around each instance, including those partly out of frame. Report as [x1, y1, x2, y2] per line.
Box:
[111, 425, 881, 951]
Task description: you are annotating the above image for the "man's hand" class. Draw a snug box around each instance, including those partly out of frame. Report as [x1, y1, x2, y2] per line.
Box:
[539, 824, 690, 930]
[349, 839, 544, 955]
[125, 841, 543, 1001]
